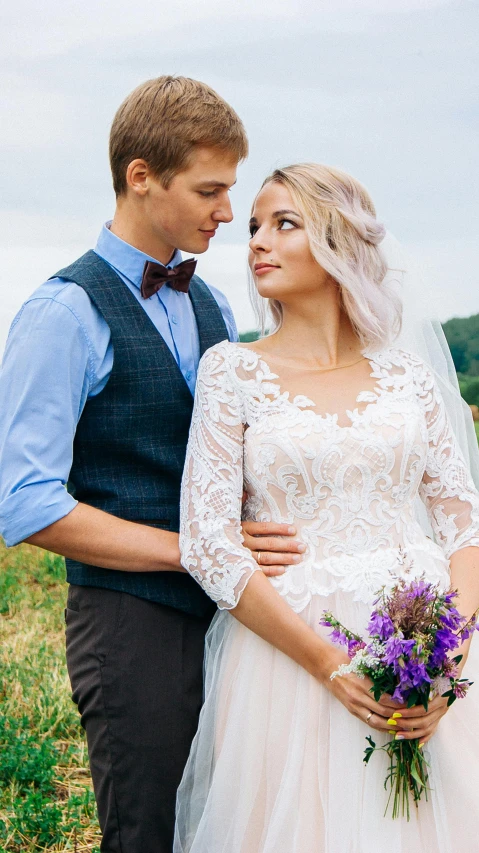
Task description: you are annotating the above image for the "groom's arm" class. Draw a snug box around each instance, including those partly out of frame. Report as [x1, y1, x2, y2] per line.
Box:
[26, 503, 182, 572]
[26, 506, 301, 575]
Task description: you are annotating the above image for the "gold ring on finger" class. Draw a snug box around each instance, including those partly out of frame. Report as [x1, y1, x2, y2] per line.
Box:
[366, 711, 373, 724]
[257, 551, 262, 566]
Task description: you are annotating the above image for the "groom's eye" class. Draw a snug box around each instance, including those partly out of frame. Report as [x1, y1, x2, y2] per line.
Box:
[199, 190, 217, 198]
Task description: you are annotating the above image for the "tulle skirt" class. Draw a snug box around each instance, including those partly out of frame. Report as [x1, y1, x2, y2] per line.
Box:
[174, 588, 479, 853]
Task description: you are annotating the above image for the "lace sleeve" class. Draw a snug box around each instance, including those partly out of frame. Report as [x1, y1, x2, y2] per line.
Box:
[179, 344, 260, 609]
[415, 359, 479, 558]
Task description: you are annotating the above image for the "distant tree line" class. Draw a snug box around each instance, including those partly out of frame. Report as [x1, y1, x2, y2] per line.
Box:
[442, 314, 479, 407]
[239, 330, 261, 343]
[442, 314, 479, 377]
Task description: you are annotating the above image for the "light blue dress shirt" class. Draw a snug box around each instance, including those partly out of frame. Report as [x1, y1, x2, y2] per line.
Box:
[0, 224, 238, 547]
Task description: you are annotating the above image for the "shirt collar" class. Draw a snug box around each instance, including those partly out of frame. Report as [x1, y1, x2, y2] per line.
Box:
[94, 221, 183, 290]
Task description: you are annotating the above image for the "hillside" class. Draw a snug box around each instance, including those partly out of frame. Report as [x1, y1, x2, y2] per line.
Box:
[442, 314, 479, 377]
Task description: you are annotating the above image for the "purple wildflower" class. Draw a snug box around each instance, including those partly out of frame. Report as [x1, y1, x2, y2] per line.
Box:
[442, 658, 459, 678]
[430, 628, 460, 669]
[391, 684, 405, 703]
[459, 624, 474, 642]
[443, 590, 457, 605]
[438, 605, 463, 631]
[458, 613, 479, 642]
[401, 659, 432, 690]
[329, 627, 348, 647]
[383, 634, 415, 669]
[347, 639, 366, 659]
[453, 681, 470, 699]
[368, 610, 395, 641]
[409, 579, 436, 601]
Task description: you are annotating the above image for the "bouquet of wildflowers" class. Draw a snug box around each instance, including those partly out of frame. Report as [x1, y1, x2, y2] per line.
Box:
[321, 578, 478, 819]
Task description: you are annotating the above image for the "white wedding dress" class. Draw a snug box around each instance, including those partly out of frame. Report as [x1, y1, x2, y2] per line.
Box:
[174, 340, 479, 853]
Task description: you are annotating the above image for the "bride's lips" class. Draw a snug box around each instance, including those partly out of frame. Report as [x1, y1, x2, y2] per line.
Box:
[254, 263, 279, 276]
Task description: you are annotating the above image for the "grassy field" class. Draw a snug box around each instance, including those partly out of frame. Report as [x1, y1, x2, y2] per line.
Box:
[0, 542, 100, 851]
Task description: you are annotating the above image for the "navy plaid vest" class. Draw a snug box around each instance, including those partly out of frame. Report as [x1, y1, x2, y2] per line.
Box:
[55, 250, 228, 617]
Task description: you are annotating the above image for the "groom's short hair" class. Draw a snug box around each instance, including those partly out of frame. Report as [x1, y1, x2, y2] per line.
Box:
[109, 76, 248, 196]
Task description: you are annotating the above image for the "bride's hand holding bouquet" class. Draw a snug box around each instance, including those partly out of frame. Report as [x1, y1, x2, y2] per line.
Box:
[321, 578, 478, 819]
[319, 643, 402, 729]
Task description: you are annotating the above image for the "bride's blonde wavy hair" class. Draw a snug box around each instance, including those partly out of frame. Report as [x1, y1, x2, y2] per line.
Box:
[248, 163, 402, 351]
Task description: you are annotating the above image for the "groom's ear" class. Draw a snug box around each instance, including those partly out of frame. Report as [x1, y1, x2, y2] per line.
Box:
[125, 159, 151, 197]
[110, 77, 247, 198]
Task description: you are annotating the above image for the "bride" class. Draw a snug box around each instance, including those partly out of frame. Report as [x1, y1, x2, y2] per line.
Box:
[174, 164, 479, 852]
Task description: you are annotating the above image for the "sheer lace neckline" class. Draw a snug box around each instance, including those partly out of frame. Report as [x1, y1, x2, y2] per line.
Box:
[231, 342, 386, 429]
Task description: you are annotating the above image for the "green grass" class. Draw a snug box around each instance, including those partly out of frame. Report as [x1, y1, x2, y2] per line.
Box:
[0, 542, 100, 851]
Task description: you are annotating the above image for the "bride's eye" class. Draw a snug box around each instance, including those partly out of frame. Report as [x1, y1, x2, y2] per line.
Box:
[249, 224, 259, 237]
[278, 219, 296, 230]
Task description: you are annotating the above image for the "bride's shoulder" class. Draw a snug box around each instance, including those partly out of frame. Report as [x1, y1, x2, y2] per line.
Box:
[200, 340, 265, 371]
[370, 346, 435, 391]
[197, 340, 265, 387]
[370, 346, 429, 372]
[198, 341, 280, 403]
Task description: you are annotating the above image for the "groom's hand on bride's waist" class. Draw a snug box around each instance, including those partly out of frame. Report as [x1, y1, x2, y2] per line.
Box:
[241, 520, 305, 578]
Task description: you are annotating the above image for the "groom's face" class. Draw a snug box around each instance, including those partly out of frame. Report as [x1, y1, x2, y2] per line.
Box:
[144, 147, 237, 255]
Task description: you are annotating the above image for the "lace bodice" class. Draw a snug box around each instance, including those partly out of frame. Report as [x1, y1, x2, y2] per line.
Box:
[179, 341, 479, 611]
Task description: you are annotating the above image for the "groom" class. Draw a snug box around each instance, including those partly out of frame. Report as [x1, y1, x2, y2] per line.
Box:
[0, 76, 301, 852]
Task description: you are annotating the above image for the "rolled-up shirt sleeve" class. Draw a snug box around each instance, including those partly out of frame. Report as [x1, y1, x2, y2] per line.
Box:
[0, 295, 93, 546]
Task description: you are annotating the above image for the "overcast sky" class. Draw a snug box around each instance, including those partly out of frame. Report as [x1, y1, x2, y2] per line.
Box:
[1, 0, 478, 349]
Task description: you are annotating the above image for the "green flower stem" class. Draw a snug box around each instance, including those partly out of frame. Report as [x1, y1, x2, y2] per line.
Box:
[365, 737, 429, 820]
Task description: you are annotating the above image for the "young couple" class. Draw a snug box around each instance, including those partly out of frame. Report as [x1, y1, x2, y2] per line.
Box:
[1, 76, 479, 853]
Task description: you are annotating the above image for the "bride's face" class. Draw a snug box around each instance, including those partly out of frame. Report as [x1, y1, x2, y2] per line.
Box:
[248, 182, 331, 302]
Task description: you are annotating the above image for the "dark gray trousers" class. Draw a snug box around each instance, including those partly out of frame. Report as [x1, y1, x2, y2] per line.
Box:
[65, 585, 211, 853]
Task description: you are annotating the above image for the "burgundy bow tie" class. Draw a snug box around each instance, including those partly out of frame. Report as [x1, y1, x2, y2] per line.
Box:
[140, 258, 197, 299]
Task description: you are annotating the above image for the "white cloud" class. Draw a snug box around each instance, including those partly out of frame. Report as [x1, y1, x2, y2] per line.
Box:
[0, 245, 89, 356]
[406, 238, 479, 322]
[0, 210, 98, 248]
[2, 0, 457, 60]
[0, 73, 77, 150]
